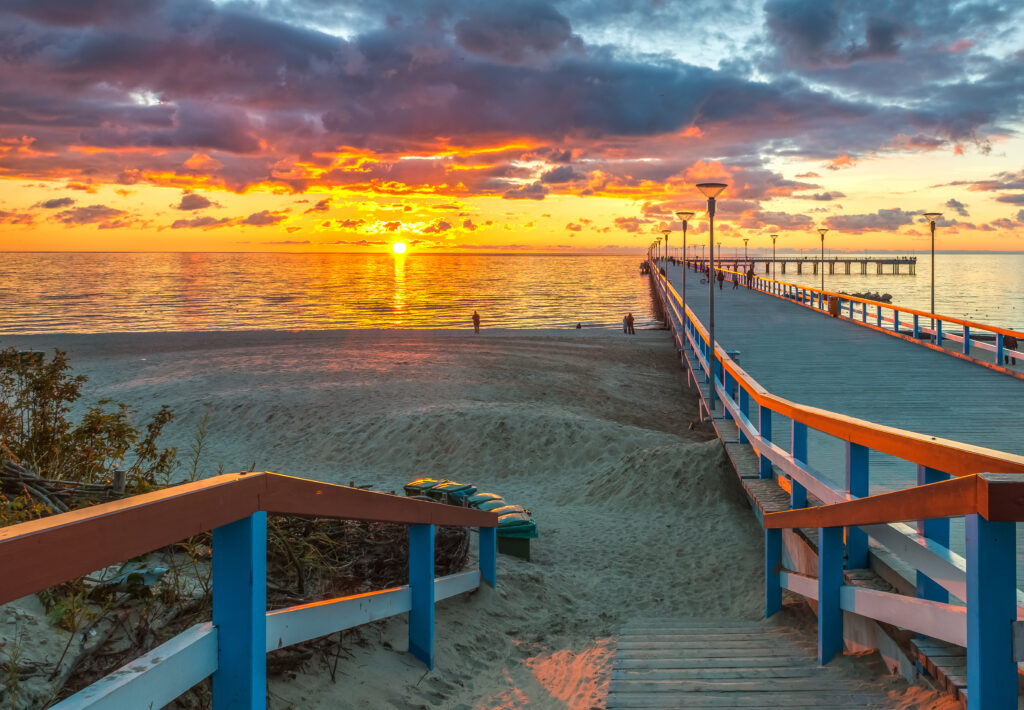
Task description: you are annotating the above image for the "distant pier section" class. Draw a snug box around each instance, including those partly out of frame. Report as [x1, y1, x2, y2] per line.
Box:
[686, 255, 917, 275]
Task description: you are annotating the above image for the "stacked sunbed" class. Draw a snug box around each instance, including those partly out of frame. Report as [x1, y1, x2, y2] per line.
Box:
[403, 478, 538, 560]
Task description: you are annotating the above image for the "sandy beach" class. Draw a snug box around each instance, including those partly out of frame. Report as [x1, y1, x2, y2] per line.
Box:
[2, 329, 956, 708]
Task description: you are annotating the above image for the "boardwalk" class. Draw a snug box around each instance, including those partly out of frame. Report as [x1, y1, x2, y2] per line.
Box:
[608, 617, 897, 708]
[666, 263, 1024, 488]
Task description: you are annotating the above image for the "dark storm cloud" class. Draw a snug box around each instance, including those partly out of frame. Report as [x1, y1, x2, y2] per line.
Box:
[540, 165, 583, 183]
[454, 2, 576, 64]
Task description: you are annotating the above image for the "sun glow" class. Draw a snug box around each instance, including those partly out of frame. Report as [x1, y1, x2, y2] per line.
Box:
[391, 242, 407, 254]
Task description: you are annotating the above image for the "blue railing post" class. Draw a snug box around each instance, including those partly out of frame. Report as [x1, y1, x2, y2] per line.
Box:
[966, 514, 1016, 708]
[848, 300, 854, 318]
[790, 421, 808, 508]
[738, 387, 749, 444]
[845, 443, 869, 569]
[996, 333, 1004, 366]
[861, 302, 867, 323]
[963, 326, 971, 355]
[913, 314, 919, 339]
[408, 524, 436, 669]
[876, 306, 882, 327]
[759, 405, 773, 478]
[893, 310, 900, 332]
[936, 320, 943, 346]
[212, 512, 267, 710]
[818, 526, 843, 664]
[765, 528, 781, 617]
[480, 526, 497, 588]
[916, 466, 950, 604]
[723, 371, 734, 421]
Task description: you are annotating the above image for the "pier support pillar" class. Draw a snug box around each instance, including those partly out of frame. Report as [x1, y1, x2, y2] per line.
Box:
[212, 512, 267, 710]
[916, 466, 949, 604]
[966, 514, 1017, 709]
[845, 443, 869, 569]
[790, 421, 808, 508]
[408, 524, 436, 669]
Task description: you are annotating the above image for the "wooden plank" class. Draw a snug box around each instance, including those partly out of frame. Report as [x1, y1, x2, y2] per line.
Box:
[612, 657, 809, 670]
[839, 584, 967, 647]
[608, 678, 882, 693]
[606, 691, 891, 708]
[52, 623, 217, 710]
[614, 647, 819, 659]
[612, 667, 828, 680]
[616, 639, 812, 650]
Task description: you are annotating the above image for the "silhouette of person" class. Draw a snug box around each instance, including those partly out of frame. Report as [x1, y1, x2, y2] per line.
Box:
[717, 270, 724, 290]
[1005, 334, 1019, 365]
[626, 313, 635, 334]
[576, 322, 582, 329]
[472, 311, 480, 333]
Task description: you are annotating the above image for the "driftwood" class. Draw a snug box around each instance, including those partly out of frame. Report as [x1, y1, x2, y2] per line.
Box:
[1, 459, 120, 513]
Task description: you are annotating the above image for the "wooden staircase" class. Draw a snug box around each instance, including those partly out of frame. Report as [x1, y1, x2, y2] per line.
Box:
[607, 617, 896, 708]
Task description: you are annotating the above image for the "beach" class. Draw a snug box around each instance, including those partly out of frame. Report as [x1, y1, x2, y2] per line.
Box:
[2, 329, 954, 708]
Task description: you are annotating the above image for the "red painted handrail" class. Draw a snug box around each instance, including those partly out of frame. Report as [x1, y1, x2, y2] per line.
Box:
[763, 473, 1024, 529]
[0, 472, 496, 606]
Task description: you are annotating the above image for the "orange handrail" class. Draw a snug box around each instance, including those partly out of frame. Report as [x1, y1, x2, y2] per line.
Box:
[763, 473, 1024, 529]
[710, 264, 1024, 339]
[0, 472, 496, 606]
[658, 271, 1024, 476]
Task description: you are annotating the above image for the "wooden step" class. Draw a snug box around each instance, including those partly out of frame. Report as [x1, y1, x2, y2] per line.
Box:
[607, 617, 896, 709]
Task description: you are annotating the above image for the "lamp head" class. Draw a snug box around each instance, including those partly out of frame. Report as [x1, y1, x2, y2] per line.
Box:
[675, 210, 695, 221]
[770, 233, 778, 240]
[696, 182, 727, 199]
[923, 212, 942, 223]
[661, 229, 671, 236]
[817, 228, 829, 238]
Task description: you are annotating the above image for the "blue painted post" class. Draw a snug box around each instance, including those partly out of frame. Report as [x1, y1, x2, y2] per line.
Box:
[790, 421, 808, 508]
[963, 326, 971, 355]
[997, 333, 1004, 366]
[738, 387, 749, 444]
[965, 514, 1016, 708]
[913, 314, 919, 339]
[765, 528, 782, 617]
[893, 310, 900, 332]
[936, 320, 943, 347]
[876, 305, 882, 327]
[817, 526, 844, 665]
[845, 443, 869, 569]
[849, 299, 854, 318]
[479, 526, 497, 588]
[861, 302, 867, 323]
[212, 512, 267, 710]
[722, 371, 734, 421]
[408, 524, 436, 669]
[916, 466, 949, 604]
[759, 405, 773, 478]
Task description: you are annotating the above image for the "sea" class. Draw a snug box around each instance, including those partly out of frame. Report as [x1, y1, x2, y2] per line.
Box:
[1, 251, 1023, 335]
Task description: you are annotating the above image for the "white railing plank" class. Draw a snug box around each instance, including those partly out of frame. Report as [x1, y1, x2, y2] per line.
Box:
[781, 571, 818, 600]
[435, 570, 480, 601]
[52, 622, 217, 710]
[266, 586, 412, 651]
[839, 585, 966, 647]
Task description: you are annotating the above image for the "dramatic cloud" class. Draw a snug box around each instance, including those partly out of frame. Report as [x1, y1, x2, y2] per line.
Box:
[503, 183, 548, 200]
[175, 193, 215, 211]
[34, 197, 75, 209]
[305, 198, 331, 213]
[239, 210, 287, 226]
[945, 198, 970, 217]
[51, 204, 133, 229]
[824, 208, 915, 233]
[170, 216, 231, 229]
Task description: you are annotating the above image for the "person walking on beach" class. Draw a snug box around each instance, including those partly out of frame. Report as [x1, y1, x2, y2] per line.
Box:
[472, 310, 480, 334]
[717, 270, 724, 290]
[625, 313, 635, 334]
[623, 315, 628, 333]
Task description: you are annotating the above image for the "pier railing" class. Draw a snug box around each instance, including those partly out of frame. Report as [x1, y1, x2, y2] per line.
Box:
[707, 263, 1024, 377]
[648, 260, 1024, 708]
[0, 472, 497, 709]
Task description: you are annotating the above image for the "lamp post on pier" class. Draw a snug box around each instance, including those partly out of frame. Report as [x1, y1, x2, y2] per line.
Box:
[697, 182, 727, 412]
[817, 228, 829, 291]
[770, 234, 779, 280]
[923, 212, 942, 332]
[743, 237, 749, 274]
[661, 229, 671, 269]
[675, 210, 695, 325]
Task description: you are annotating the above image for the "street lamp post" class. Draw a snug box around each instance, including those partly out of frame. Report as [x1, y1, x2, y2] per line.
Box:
[743, 238, 749, 279]
[817, 228, 829, 291]
[697, 182, 727, 412]
[770, 234, 779, 280]
[661, 229, 671, 269]
[923, 213, 942, 332]
[675, 211, 694, 327]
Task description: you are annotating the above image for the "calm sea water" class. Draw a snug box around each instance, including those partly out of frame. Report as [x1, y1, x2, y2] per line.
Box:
[0, 253, 659, 334]
[2, 251, 1023, 335]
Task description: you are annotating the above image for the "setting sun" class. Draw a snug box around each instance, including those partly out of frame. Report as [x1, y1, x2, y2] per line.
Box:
[391, 242, 407, 254]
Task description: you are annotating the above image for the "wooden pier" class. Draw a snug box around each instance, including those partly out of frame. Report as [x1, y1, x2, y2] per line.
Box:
[681, 256, 917, 275]
[643, 260, 1024, 708]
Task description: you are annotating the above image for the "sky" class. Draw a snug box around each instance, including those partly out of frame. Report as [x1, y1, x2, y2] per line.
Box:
[1, 0, 1024, 254]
